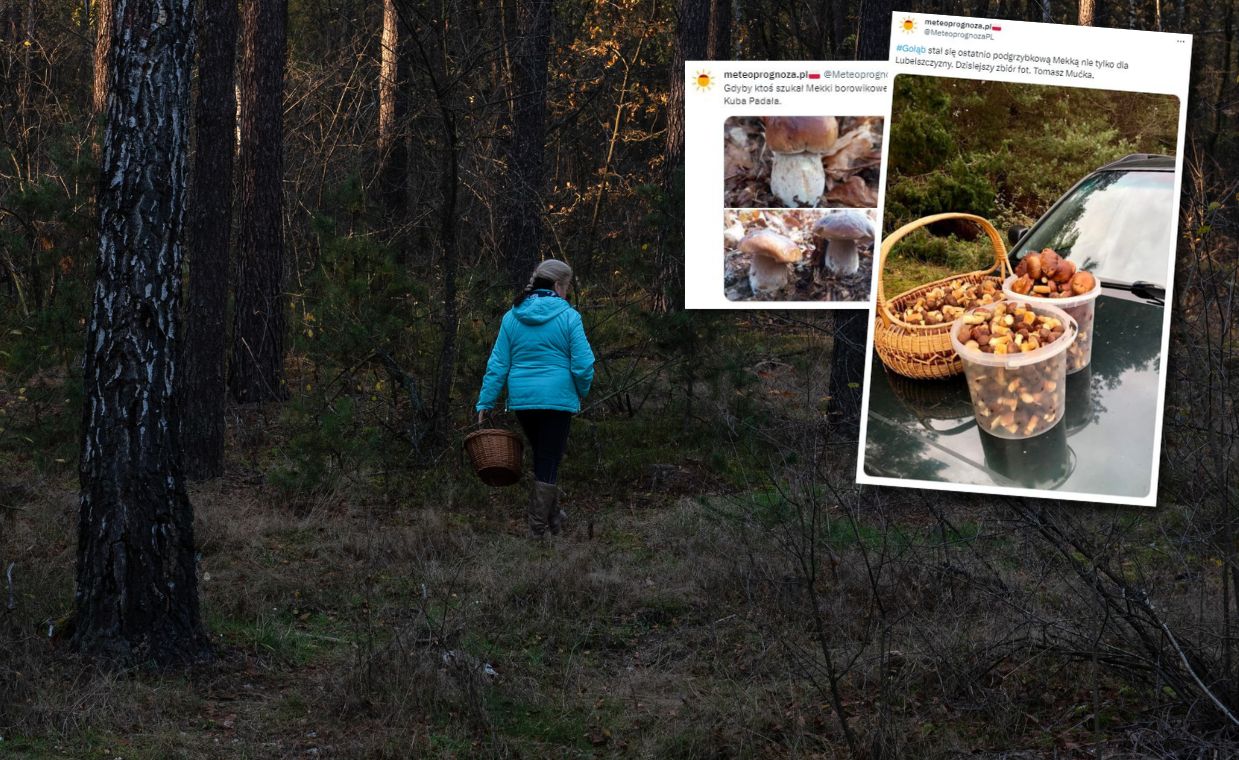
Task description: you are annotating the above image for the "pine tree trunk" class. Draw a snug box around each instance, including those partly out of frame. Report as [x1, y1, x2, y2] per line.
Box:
[230, 0, 288, 404]
[855, 0, 893, 60]
[664, 0, 709, 194]
[823, 0, 891, 440]
[180, 0, 238, 480]
[826, 310, 869, 435]
[1211, 0, 1234, 155]
[832, 0, 848, 56]
[709, 0, 731, 59]
[75, 0, 211, 669]
[378, 0, 409, 218]
[1078, 0, 1095, 25]
[655, 0, 710, 312]
[499, 0, 551, 289]
[0, 1, 13, 42]
[92, 0, 112, 115]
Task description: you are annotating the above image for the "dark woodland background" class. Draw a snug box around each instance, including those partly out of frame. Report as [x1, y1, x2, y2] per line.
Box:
[1, 0, 1238, 756]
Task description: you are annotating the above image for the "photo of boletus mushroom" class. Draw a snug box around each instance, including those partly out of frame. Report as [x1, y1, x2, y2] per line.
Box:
[724, 209, 877, 302]
[724, 116, 884, 209]
[811, 210, 875, 282]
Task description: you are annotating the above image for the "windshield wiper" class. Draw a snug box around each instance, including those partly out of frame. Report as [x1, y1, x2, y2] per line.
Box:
[1100, 278, 1165, 304]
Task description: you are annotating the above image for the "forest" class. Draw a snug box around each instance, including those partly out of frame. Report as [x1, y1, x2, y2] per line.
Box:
[1, 0, 1238, 757]
[881, 77, 1181, 293]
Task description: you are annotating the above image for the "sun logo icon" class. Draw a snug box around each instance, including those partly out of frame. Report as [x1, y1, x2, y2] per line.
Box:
[900, 17, 916, 33]
[694, 70, 713, 91]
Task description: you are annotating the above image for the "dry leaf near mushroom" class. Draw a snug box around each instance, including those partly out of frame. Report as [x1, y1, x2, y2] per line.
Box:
[955, 303, 1072, 438]
[900, 278, 1003, 325]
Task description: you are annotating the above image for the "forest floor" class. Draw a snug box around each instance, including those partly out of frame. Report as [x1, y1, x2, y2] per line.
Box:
[0, 327, 1231, 758]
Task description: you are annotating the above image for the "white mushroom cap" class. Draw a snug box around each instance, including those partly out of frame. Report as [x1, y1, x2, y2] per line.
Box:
[739, 229, 802, 295]
[812, 211, 874, 278]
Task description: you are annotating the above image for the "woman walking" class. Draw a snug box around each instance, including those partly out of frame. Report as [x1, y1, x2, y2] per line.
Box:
[476, 260, 595, 537]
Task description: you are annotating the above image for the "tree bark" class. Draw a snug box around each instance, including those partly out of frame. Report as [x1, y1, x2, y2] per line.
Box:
[378, 0, 409, 218]
[1206, 0, 1235, 158]
[1078, 0, 1095, 25]
[822, 0, 891, 440]
[655, 0, 709, 312]
[0, 0, 19, 42]
[826, 310, 869, 435]
[709, 0, 731, 59]
[499, 0, 551, 289]
[92, 0, 113, 115]
[855, 0, 893, 60]
[230, 0, 288, 404]
[664, 0, 709, 194]
[832, 0, 848, 56]
[179, 0, 238, 479]
[75, 0, 211, 669]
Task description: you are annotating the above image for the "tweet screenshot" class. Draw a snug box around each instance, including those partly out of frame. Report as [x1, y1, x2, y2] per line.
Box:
[683, 61, 889, 308]
[857, 13, 1191, 506]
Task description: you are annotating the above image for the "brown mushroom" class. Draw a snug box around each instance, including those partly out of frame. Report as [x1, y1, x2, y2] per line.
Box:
[1052, 258, 1076, 283]
[1070, 270, 1096, 295]
[739, 228, 803, 295]
[810, 210, 874, 280]
[762, 117, 839, 207]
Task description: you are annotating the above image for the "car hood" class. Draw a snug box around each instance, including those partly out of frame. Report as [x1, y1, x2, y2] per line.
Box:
[864, 293, 1163, 499]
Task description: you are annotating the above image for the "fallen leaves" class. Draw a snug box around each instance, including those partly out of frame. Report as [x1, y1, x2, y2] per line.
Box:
[724, 116, 884, 209]
[723, 209, 877, 302]
[825, 175, 878, 208]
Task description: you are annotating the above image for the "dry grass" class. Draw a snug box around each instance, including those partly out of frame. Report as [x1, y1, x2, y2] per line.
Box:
[3, 324, 1239, 757]
[3, 459, 1238, 758]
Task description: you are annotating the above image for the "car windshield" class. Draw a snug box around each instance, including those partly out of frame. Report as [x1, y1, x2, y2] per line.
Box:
[1011, 169, 1175, 287]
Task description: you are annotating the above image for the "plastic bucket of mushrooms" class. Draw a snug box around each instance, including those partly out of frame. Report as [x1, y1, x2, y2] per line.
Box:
[1002, 248, 1101, 374]
[950, 299, 1079, 440]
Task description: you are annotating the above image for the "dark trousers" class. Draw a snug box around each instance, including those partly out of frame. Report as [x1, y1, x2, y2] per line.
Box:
[515, 410, 573, 484]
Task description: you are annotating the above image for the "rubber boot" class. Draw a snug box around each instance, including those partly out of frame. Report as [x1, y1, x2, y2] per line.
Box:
[545, 483, 567, 536]
[527, 480, 550, 538]
[533, 481, 562, 537]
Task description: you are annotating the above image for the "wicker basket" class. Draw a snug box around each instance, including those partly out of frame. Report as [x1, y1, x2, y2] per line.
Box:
[464, 429, 524, 487]
[874, 213, 1012, 380]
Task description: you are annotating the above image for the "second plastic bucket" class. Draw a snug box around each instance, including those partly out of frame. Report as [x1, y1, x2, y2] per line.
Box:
[1003, 272, 1100, 374]
[950, 300, 1079, 440]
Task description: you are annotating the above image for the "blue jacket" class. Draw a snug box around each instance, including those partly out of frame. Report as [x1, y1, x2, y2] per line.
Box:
[476, 291, 595, 413]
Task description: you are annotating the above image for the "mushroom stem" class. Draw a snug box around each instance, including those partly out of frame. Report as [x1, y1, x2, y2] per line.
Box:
[823, 239, 859, 276]
[748, 255, 791, 295]
[770, 153, 825, 207]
